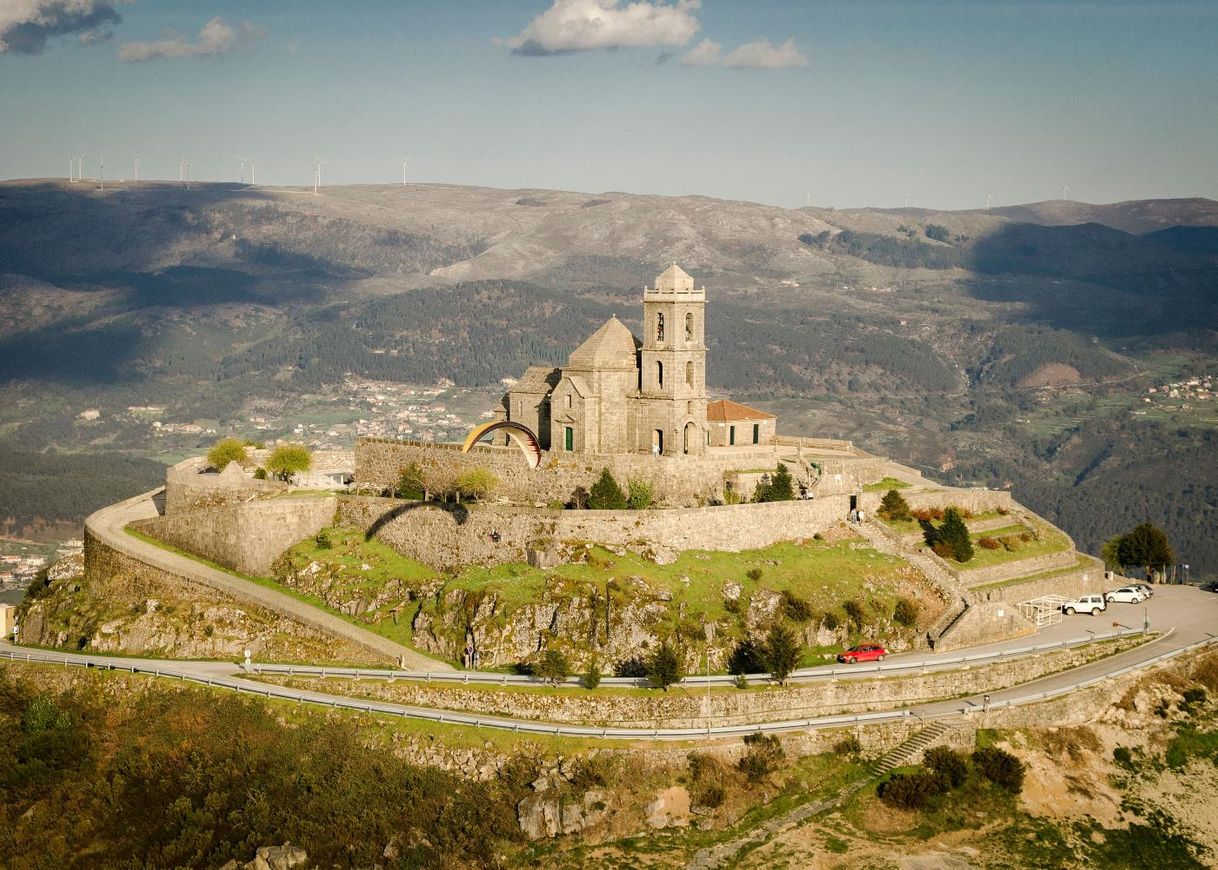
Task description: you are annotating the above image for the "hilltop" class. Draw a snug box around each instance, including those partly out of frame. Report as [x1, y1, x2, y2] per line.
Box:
[0, 180, 1215, 576]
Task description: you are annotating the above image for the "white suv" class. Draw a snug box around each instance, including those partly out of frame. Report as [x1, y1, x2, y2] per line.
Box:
[1062, 594, 1107, 616]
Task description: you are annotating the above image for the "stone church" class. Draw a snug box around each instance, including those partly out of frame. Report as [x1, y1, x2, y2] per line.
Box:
[500, 264, 776, 457]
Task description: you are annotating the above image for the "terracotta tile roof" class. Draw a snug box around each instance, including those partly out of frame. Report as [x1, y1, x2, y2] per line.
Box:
[706, 399, 776, 422]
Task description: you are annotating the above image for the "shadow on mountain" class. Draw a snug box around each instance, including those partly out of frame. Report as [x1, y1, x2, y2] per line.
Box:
[0, 319, 146, 385]
[963, 222, 1218, 340]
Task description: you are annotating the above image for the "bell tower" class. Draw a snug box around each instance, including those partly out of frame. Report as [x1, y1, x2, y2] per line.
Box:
[638, 263, 707, 456]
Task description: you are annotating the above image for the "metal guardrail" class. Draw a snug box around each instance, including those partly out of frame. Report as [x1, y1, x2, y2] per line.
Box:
[242, 627, 1150, 687]
[1, 632, 1213, 740]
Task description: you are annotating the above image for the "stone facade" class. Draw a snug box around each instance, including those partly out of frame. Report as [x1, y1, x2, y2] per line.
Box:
[502, 264, 716, 458]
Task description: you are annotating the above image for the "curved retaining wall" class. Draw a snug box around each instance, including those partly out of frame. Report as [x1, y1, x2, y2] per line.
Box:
[338, 495, 855, 570]
[84, 490, 445, 668]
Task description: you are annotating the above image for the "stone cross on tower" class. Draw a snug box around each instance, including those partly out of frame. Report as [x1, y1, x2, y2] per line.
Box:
[638, 263, 708, 456]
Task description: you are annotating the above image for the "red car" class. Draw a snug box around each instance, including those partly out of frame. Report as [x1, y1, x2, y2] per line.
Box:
[837, 644, 887, 664]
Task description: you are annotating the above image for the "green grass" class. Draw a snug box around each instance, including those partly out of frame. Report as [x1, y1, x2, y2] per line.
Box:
[863, 476, 910, 492]
[972, 554, 1096, 593]
[1164, 728, 1218, 769]
[962, 520, 1072, 571]
[283, 526, 917, 630]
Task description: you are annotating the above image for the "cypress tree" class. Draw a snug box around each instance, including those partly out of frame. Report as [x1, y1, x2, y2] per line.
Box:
[588, 468, 627, 510]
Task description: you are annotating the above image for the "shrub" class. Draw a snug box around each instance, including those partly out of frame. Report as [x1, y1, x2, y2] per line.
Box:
[780, 590, 813, 623]
[456, 467, 499, 501]
[588, 468, 627, 510]
[266, 443, 311, 482]
[252, 467, 267, 480]
[1000, 536, 1021, 552]
[647, 642, 682, 691]
[978, 537, 1001, 550]
[1113, 746, 1134, 767]
[536, 649, 570, 686]
[924, 223, 951, 242]
[821, 611, 841, 631]
[738, 733, 784, 782]
[878, 489, 912, 522]
[314, 531, 332, 550]
[939, 508, 973, 562]
[972, 746, 1025, 793]
[727, 639, 763, 676]
[614, 657, 648, 678]
[878, 770, 943, 810]
[626, 478, 654, 510]
[931, 540, 955, 559]
[745, 567, 763, 583]
[206, 437, 249, 470]
[833, 735, 862, 756]
[754, 463, 795, 502]
[761, 623, 802, 685]
[732, 674, 749, 689]
[1181, 687, 1207, 712]
[893, 597, 919, 627]
[923, 746, 968, 789]
[396, 463, 426, 500]
[688, 753, 730, 808]
[843, 599, 866, 630]
[913, 507, 944, 522]
[582, 660, 602, 690]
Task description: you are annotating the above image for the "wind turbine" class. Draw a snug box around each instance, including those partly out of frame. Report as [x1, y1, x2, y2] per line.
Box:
[401, 156, 410, 187]
[313, 155, 326, 195]
[68, 154, 75, 182]
[985, 193, 993, 211]
[179, 159, 186, 183]
[98, 156, 104, 192]
[238, 156, 249, 184]
[184, 161, 192, 190]
[248, 161, 255, 185]
[133, 156, 140, 182]
[1062, 184, 1071, 201]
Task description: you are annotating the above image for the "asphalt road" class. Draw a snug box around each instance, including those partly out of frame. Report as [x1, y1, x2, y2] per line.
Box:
[4, 586, 1215, 741]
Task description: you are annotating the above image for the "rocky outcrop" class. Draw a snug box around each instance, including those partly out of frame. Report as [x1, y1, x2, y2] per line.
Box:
[219, 844, 308, 870]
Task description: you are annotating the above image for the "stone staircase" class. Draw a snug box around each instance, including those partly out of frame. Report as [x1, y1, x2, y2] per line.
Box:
[868, 721, 950, 778]
[685, 722, 951, 870]
[857, 519, 971, 649]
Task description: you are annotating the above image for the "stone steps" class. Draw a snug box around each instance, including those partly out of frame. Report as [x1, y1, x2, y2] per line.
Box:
[869, 721, 950, 778]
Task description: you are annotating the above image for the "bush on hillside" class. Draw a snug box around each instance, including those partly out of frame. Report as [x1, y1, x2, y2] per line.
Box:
[878, 769, 944, 810]
[780, 590, 814, 623]
[588, 468, 627, 510]
[727, 639, 763, 676]
[923, 746, 969, 789]
[737, 733, 785, 782]
[893, 597, 919, 627]
[626, 478, 654, 510]
[395, 463, 426, 500]
[922, 507, 973, 563]
[647, 642, 682, 692]
[761, 623, 802, 685]
[878, 488, 912, 522]
[972, 746, 1026, 793]
[754, 463, 795, 503]
[535, 649, 570, 686]
[456, 467, 499, 501]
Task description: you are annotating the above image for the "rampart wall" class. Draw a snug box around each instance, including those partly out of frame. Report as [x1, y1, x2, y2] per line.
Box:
[972, 556, 1108, 604]
[135, 496, 337, 576]
[957, 548, 1081, 589]
[164, 451, 354, 515]
[355, 438, 888, 508]
[337, 495, 853, 570]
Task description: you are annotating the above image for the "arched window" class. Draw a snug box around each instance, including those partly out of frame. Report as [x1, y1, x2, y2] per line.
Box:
[656, 312, 665, 342]
[685, 361, 693, 387]
[656, 360, 664, 388]
[685, 312, 693, 341]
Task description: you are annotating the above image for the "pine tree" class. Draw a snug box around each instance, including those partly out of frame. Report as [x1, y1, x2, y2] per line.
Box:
[648, 642, 682, 691]
[878, 488, 912, 521]
[588, 467, 627, 510]
[940, 508, 973, 563]
[762, 623, 802, 686]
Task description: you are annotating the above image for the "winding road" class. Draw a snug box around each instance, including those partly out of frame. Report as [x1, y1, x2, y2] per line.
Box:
[5, 586, 1216, 741]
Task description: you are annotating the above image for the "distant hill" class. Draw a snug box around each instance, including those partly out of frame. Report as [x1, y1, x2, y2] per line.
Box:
[0, 179, 1215, 578]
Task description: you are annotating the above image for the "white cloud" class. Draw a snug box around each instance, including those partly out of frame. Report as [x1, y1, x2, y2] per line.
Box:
[496, 0, 701, 56]
[0, 0, 127, 55]
[681, 36, 806, 69]
[118, 15, 263, 63]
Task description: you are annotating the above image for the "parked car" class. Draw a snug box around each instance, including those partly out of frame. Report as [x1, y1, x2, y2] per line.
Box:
[1062, 594, 1107, 616]
[837, 644, 887, 664]
[1105, 587, 1149, 604]
[1131, 583, 1154, 598]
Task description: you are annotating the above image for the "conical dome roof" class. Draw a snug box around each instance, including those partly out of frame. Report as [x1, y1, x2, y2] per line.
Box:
[654, 262, 695, 292]
[567, 316, 640, 370]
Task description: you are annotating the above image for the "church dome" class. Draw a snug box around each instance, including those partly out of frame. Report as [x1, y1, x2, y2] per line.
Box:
[567, 316, 640, 370]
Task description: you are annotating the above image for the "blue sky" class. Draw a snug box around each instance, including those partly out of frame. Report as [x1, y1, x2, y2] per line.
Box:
[2, 0, 1216, 209]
